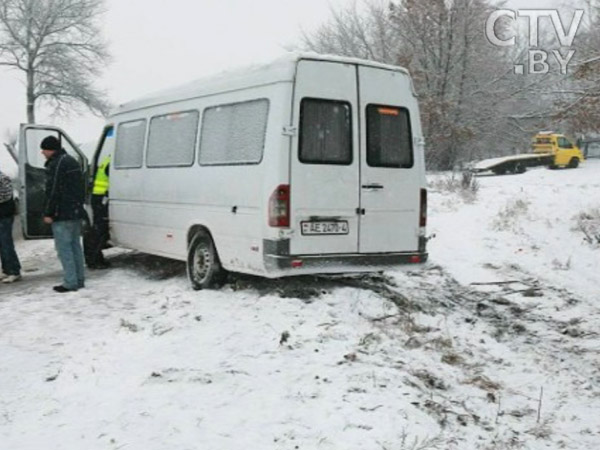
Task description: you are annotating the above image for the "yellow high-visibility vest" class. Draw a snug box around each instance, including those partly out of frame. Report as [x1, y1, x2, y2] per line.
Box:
[93, 155, 111, 195]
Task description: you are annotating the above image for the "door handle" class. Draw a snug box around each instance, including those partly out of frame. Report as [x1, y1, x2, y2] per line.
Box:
[362, 183, 384, 190]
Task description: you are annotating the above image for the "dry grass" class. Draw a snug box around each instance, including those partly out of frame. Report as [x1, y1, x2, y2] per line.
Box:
[574, 208, 600, 245]
[379, 431, 448, 450]
[464, 375, 502, 391]
[429, 171, 480, 203]
[492, 198, 530, 231]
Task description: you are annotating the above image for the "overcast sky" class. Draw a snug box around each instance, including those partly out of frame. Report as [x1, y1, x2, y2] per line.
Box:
[0, 0, 574, 173]
[0, 0, 352, 150]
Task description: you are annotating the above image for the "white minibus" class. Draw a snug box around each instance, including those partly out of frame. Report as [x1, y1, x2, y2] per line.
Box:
[19, 53, 428, 289]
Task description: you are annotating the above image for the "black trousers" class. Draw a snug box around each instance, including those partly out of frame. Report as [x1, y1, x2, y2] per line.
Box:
[84, 194, 109, 266]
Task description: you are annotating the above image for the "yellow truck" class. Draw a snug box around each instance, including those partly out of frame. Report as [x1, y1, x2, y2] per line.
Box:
[473, 132, 585, 175]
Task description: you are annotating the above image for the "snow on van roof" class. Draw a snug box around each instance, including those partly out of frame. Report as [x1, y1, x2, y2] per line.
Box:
[111, 52, 411, 116]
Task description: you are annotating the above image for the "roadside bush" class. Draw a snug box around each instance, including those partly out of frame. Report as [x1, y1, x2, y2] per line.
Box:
[574, 208, 600, 245]
[429, 170, 479, 203]
[492, 198, 530, 231]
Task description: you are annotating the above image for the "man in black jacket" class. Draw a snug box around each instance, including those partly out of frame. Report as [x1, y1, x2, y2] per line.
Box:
[41, 136, 86, 293]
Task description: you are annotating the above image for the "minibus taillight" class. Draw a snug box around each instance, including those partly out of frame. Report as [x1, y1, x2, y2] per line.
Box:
[419, 188, 427, 228]
[269, 184, 290, 227]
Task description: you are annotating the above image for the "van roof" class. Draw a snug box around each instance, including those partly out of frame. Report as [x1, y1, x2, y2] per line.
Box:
[111, 52, 412, 116]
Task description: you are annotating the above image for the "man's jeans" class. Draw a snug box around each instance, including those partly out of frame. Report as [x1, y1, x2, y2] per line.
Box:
[52, 220, 85, 290]
[0, 216, 21, 276]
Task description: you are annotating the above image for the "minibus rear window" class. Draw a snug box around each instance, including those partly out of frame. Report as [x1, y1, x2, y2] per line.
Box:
[366, 105, 413, 168]
[299, 98, 352, 165]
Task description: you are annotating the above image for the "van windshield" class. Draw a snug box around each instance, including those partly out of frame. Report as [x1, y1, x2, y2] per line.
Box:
[557, 137, 573, 149]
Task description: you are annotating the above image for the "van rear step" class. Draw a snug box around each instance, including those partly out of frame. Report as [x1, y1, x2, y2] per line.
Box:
[264, 251, 428, 274]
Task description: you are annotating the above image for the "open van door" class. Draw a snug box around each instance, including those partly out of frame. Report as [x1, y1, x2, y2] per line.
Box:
[18, 124, 89, 239]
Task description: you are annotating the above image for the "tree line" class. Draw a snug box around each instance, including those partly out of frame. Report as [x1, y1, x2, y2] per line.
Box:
[1, 0, 599, 170]
[302, 0, 600, 169]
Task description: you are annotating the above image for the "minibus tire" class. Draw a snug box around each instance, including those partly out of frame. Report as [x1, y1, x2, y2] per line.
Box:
[187, 230, 225, 290]
[568, 158, 579, 169]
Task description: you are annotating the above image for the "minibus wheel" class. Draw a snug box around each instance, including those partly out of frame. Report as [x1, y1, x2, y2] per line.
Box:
[187, 230, 225, 290]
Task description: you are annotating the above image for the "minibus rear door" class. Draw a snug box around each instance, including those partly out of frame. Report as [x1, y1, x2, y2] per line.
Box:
[357, 66, 421, 253]
[289, 59, 360, 255]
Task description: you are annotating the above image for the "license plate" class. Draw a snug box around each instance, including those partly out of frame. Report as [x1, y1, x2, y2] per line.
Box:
[301, 221, 349, 236]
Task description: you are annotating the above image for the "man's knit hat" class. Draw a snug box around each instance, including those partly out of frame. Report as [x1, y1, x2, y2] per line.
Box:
[40, 136, 61, 151]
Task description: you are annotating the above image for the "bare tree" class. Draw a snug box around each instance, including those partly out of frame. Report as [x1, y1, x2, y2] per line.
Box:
[0, 0, 110, 123]
[3, 127, 18, 162]
[551, 2, 600, 135]
[302, 1, 398, 63]
[3, 127, 16, 147]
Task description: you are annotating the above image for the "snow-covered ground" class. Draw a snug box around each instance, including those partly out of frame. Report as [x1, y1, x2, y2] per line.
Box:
[1, 161, 599, 450]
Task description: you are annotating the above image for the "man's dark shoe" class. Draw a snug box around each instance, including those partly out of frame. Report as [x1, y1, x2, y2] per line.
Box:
[53, 285, 78, 293]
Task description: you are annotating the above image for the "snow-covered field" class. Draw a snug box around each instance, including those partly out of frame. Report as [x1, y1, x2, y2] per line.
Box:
[1, 161, 599, 450]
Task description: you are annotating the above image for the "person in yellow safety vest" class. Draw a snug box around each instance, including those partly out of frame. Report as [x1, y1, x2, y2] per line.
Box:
[93, 156, 110, 196]
[86, 154, 111, 269]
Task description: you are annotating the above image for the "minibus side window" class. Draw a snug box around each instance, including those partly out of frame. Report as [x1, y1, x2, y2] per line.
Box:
[199, 99, 269, 166]
[147, 110, 198, 167]
[366, 105, 413, 168]
[114, 119, 147, 169]
[299, 98, 352, 165]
